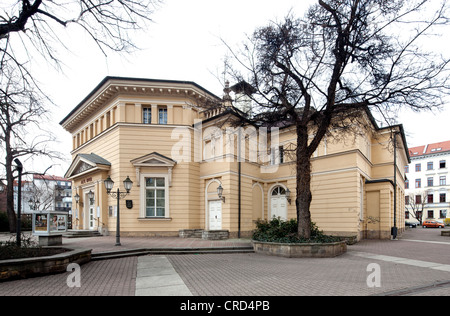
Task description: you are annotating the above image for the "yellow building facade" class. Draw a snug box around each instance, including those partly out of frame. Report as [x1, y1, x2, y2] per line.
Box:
[60, 77, 409, 241]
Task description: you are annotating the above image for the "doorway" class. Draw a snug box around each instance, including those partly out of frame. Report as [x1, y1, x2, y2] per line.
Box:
[270, 186, 287, 220]
[209, 200, 222, 230]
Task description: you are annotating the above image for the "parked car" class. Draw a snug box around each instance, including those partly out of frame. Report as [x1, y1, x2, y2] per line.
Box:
[405, 221, 417, 228]
[422, 220, 445, 228]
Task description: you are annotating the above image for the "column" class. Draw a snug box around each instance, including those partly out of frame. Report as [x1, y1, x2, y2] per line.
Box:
[151, 104, 158, 124]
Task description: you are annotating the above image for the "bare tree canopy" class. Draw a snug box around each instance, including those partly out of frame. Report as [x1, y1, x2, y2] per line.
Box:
[224, 0, 450, 238]
[0, 0, 161, 234]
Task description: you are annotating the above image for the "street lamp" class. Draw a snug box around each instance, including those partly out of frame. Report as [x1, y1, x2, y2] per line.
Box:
[104, 176, 133, 246]
[74, 193, 80, 228]
[14, 159, 23, 247]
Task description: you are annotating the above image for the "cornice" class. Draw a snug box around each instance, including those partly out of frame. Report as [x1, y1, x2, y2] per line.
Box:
[60, 76, 220, 133]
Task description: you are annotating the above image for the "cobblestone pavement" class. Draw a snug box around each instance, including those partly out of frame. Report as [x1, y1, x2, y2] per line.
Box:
[1, 228, 450, 296]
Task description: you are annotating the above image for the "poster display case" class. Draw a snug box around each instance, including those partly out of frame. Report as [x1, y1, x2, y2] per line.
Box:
[32, 211, 68, 236]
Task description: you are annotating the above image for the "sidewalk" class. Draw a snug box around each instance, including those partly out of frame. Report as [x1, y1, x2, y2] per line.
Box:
[0, 228, 449, 296]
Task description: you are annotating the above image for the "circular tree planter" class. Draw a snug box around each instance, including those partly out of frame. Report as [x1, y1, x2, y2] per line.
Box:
[0, 247, 92, 281]
[252, 240, 347, 258]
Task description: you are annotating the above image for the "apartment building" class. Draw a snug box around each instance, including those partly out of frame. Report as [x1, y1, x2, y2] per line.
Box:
[405, 140, 450, 223]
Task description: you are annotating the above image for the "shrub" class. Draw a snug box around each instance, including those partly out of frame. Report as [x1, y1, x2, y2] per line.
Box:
[0, 212, 9, 232]
[252, 217, 339, 243]
[0, 233, 67, 260]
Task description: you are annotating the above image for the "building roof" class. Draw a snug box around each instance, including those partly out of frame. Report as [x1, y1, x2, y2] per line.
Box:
[409, 140, 450, 157]
[59, 76, 221, 130]
[33, 175, 69, 182]
[78, 153, 112, 166]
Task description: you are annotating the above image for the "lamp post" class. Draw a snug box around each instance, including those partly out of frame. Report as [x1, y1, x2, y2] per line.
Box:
[74, 193, 80, 229]
[104, 176, 133, 246]
[14, 159, 23, 247]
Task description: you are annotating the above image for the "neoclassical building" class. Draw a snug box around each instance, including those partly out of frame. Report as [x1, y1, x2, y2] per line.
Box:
[60, 76, 409, 241]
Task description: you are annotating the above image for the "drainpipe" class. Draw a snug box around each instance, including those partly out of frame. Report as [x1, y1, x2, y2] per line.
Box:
[392, 131, 399, 239]
[238, 126, 242, 239]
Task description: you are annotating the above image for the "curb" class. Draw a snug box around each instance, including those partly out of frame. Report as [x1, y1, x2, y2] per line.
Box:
[91, 246, 254, 260]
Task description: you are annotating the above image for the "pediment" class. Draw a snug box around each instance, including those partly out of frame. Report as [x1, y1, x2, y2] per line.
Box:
[65, 153, 111, 179]
[130, 152, 177, 167]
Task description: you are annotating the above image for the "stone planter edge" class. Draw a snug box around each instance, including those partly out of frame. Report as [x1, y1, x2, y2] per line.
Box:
[0, 247, 92, 281]
[252, 240, 347, 258]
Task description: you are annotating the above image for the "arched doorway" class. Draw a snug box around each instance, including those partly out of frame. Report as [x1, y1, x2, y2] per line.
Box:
[205, 179, 223, 231]
[270, 185, 287, 220]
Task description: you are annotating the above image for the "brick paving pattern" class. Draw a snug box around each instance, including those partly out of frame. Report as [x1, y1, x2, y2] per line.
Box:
[0, 227, 449, 296]
[0, 256, 137, 296]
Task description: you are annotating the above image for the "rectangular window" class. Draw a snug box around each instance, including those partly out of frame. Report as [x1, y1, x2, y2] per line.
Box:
[427, 177, 433, 187]
[145, 177, 166, 217]
[440, 210, 448, 218]
[427, 210, 434, 218]
[143, 108, 152, 124]
[405, 211, 410, 219]
[440, 193, 446, 203]
[427, 162, 433, 170]
[405, 180, 409, 189]
[427, 194, 434, 203]
[415, 195, 422, 204]
[415, 163, 421, 172]
[405, 196, 409, 205]
[279, 146, 284, 164]
[159, 107, 167, 124]
[415, 179, 421, 188]
[440, 176, 446, 186]
[405, 165, 409, 173]
[440, 160, 446, 169]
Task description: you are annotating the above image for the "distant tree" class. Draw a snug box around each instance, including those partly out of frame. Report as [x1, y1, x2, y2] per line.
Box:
[224, 0, 450, 239]
[0, 66, 58, 232]
[406, 191, 428, 225]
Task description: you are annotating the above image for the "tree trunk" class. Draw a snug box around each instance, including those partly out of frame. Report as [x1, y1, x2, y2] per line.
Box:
[6, 155, 17, 233]
[296, 124, 312, 239]
[4, 120, 17, 233]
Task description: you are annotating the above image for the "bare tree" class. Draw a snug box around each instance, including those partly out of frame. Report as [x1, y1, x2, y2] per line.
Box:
[406, 191, 428, 225]
[224, 0, 450, 239]
[0, 66, 59, 232]
[0, 0, 161, 233]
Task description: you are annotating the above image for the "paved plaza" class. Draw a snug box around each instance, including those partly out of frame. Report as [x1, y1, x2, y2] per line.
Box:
[1, 228, 450, 296]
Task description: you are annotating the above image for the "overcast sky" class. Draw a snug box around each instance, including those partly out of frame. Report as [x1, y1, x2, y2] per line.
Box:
[26, 0, 450, 176]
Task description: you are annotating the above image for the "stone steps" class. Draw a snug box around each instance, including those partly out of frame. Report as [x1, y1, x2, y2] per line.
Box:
[91, 246, 254, 261]
[63, 230, 102, 238]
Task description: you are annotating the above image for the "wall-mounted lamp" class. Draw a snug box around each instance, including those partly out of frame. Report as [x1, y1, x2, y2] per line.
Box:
[286, 188, 291, 205]
[217, 184, 225, 203]
[88, 190, 95, 204]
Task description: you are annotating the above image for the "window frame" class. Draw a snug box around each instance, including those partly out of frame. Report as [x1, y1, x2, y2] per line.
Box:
[143, 107, 152, 124]
[139, 173, 170, 219]
[158, 107, 168, 125]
